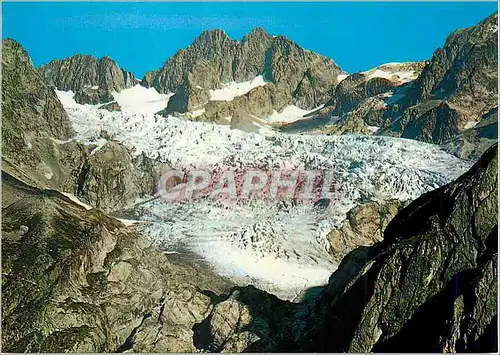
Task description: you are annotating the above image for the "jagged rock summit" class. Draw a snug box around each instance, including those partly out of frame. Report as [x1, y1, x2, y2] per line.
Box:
[39, 53, 136, 104]
[141, 27, 344, 114]
[308, 12, 498, 161]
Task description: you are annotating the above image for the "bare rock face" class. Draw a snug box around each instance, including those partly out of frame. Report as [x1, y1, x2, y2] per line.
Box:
[327, 200, 402, 264]
[305, 143, 498, 352]
[195, 83, 290, 124]
[72, 142, 169, 212]
[1, 174, 233, 352]
[142, 28, 343, 115]
[383, 13, 498, 156]
[39, 54, 136, 104]
[193, 286, 297, 352]
[1, 39, 75, 165]
[307, 13, 497, 160]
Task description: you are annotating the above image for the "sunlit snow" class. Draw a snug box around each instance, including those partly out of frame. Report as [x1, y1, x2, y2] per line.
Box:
[209, 75, 267, 101]
[60, 192, 93, 210]
[363, 63, 418, 84]
[264, 105, 324, 124]
[464, 121, 479, 130]
[112, 85, 172, 114]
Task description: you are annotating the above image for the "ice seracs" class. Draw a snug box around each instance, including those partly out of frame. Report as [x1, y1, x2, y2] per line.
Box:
[56, 88, 472, 301]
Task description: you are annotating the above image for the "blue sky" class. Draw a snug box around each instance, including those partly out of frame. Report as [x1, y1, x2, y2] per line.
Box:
[2, 2, 497, 78]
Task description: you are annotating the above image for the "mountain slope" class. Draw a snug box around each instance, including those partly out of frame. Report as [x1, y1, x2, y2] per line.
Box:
[2, 40, 166, 213]
[2, 39, 74, 165]
[299, 13, 497, 160]
[1, 172, 233, 352]
[305, 143, 498, 352]
[142, 28, 343, 114]
[39, 54, 136, 104]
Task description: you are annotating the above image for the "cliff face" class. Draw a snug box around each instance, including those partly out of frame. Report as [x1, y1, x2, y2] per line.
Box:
[39, 54, 136, 104]
[305, 143, 498, 352]
[389, 13, 498, 157]
[2, 39, 75, 164]
[1, 173, 233, 352]
[142, 28, 343, 114]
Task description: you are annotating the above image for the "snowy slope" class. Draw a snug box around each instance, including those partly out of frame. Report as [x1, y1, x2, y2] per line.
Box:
[263, 105, 324, 124]
[363, 62, 419, 84]
[209, 75, 267, 101]
[56, 88, 472, 300]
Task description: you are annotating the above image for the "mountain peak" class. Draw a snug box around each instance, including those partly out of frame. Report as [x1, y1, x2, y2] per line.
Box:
[38, 53, 136, 104]
[196, 29, 231, 42]
[245, 27, 271, 39]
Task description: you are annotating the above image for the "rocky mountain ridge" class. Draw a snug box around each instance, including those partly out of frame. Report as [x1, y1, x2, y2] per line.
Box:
[3, 39, 165, 213]
[141, 28, 344, 114]
[33, 13, 498, 160]
[2, 12, 498, 353]
[305, 12, 498, 161]
[39, 54, 136, 105]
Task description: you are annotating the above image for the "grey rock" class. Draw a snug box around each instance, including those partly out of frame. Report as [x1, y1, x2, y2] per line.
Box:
[39, 54, 136, 104]
[1, 39, 75, 167]
[143, 28, 343, 115]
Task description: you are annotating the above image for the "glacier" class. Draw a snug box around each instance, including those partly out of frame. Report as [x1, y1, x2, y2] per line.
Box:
[56, 87, 472, 301]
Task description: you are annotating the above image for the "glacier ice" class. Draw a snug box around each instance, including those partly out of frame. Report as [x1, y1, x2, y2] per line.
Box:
[56, 88, 472, 301]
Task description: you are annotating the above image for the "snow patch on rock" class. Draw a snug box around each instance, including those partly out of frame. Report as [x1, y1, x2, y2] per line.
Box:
[60, 192, 93, 210]
[264, 105, 324, 124]
[112, 85, 173, 114]
[209, 75, 267, 101]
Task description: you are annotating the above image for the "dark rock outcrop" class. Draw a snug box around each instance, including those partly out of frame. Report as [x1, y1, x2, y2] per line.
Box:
[2, 39, 75, 165]
[142, 28, 343, 114]
[39, 54, 136, 104]
[306, 143, 498, 352]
